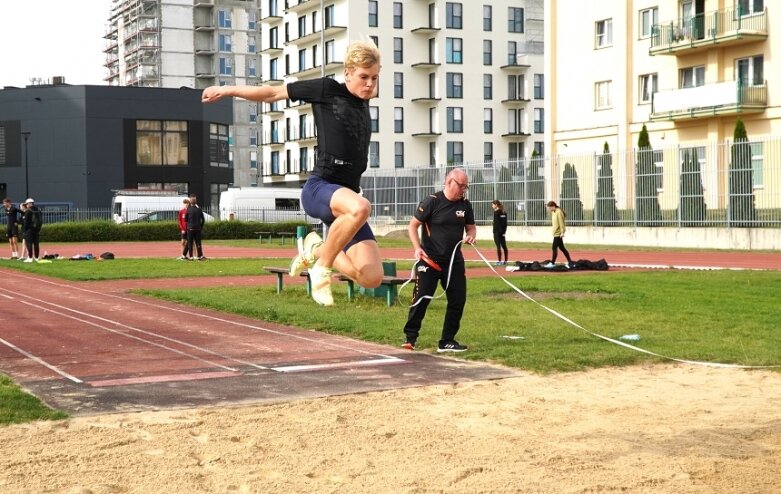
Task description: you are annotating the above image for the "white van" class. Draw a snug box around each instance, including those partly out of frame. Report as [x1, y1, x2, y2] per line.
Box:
[219, 187, 311, 222]
[112, 190, 193, 224]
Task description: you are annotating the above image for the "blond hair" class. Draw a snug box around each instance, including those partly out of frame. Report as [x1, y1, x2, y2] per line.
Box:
[344, 41, 381, 71]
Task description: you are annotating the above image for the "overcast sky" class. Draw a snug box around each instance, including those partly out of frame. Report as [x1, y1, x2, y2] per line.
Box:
[0, 1, 112, 88]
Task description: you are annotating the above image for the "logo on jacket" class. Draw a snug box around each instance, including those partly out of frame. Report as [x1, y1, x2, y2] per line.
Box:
[417, 265, 429, 273]
[456, 210, 465, 217]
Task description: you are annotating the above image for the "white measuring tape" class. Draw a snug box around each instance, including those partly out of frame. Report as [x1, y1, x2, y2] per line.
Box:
[401, 241, 779, 369]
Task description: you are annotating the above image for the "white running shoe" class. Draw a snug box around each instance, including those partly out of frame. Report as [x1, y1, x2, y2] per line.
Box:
[289, 231, 323, 276]
[308, 264, 334, 306]
[23, 258, 34, 263]
[543, 262, 555, 268]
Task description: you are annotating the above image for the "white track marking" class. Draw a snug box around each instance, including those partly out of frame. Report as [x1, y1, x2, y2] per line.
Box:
[0, 336, 83, 383]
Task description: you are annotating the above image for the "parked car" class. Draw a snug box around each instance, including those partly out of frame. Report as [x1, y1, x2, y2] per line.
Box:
[125, 210, 214, 224]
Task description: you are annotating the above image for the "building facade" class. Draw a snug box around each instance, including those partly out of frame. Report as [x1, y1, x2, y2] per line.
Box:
[0, 84, 233, 210]
[258, 0, 545, 186]
[545, 0, 776, 208]
[105, 0, 261, 188]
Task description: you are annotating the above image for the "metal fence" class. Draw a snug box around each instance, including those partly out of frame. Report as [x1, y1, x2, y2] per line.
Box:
[361, 135, 781, 228]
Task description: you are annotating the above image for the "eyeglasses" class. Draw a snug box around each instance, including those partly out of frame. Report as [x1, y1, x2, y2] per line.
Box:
[451, 178, 469, 190]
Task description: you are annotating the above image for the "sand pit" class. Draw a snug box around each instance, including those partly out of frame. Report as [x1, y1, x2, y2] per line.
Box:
[2, 364, 780, 493]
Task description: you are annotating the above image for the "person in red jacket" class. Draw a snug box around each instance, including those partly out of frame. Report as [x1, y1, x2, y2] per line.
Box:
[177, 198, 190, 260]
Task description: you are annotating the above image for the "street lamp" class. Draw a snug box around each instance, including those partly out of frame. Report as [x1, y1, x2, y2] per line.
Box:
[21, 132, 31, 199]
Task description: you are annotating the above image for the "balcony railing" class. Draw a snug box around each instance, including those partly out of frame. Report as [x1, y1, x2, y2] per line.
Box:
[651, 80, 767, 121]
[650, 7, 767, 55]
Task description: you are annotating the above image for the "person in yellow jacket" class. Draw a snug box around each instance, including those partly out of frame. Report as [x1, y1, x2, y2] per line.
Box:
[545, 201, 574, 269]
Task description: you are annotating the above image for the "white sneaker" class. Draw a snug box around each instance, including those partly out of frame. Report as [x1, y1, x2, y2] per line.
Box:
[543, 262, 555, 268]
[308, 264, 334, 306]
[23, 258, 34, 263]
[289, 231, 323, 276]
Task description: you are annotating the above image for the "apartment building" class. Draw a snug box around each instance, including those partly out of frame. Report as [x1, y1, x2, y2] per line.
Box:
[258, 0, 545, 186]
[545, 0, 775, 206]
[104, 0, 261, 188]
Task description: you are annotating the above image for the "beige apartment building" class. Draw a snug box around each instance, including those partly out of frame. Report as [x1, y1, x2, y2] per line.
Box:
[545, 1, 777, 216]
[259, 0, 545, 186]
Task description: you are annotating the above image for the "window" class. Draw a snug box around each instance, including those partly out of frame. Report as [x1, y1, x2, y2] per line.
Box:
[299, 147, 309, 172]
[751, 142, 764, 187]
[447, 141, 463, 164]
[596, 19, 613, 48]
[484, 108, 493, 133]
[248, 10, 256, 30]
[269, 58, 278, 79]
[640, 7, 658, 38]
[639, 73, 657, 104]
[446, 3, 462, 29]
[218, 10, 232, 28]
[369, 141, 380, 168]
[394, 72, 403, 98]
[268, 0, 278, 17]
[297, 16, 306, 38]
[393, 2, 403, 28]
[508, 74, 525, 100]
[298, 49, 306, 72]
[394, 142, 404, 168]
[324, 4, 335, 28]
[534, 108, 544, 133]
[298, 114, 308, 139]
[595, 80, 612, 109]
[284, 22, 289, 42]
[484, 142, 493, 161]
[446, 72, 463, 98]
[507, 108, 524, 134]
[325, 40, 335, 63]
[507, 41, 517, 65]
[248, 36, 256, 53]
[270, 151, 280, 174]
[249, 104, 257, 123]
[249, 128, 258, 146]
[394, 107, 404, 133]
[447, 107, 463, 133]
[219, 34, 232, 52]
[534, 141, 544, 158]
[368, 0, 378, 27]
[429, 142, 437, 167]
[219, 57, 232, 75]
[534, 74, 544, 99]
[738, 0, 764, 15]
[393, 37, 403, 63]
[446, 38, 463, 63]
[136, 120, 189, 166]
[680, 66, 705, 88]
[483, 5, 492, 31]
[483, 40, 492, 65]
[269, 27, 278, 49]
[250, 150, 258, 169]
[508, 7, 524, 33]
[484, 74, 492, 99]
[737, 55, 764, 86]
[370, 106, 379, 132]
[248, 58, 257, 77]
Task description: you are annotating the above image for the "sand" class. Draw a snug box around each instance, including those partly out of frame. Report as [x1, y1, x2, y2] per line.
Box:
[1, 364, 780, 494]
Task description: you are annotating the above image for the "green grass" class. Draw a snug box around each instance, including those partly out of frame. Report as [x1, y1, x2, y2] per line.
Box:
[0, 375, 68, 425]
[136, 269, 781, 374]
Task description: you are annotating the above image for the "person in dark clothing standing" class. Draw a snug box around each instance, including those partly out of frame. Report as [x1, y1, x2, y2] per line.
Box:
[201, 41, 383, 307]
[22, 198, 43, 263]
[491, 200, 509, 265]
[3, 198, 22, 259]
[402, 168, 477, 353]
[177, 197, 190, 260]
[185, 196, 206, 260]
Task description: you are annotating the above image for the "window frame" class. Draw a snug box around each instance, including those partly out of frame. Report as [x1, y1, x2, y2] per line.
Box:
[595, 18, 613, 48]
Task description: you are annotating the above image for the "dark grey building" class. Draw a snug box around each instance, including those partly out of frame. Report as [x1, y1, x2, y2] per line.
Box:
[0, 84, 233, 210]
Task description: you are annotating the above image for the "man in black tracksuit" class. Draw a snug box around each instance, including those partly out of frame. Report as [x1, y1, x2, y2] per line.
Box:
[402, 168, 477, 353]
[185, 195, 206, 260]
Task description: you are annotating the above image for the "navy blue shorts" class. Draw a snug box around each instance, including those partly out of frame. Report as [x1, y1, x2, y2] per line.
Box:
[301, 175, 375, 251]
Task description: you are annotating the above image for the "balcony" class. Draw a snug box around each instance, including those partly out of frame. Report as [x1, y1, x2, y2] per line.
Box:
[650, 7, 767, 56]
[501, 130, 531, 138]
[411, 96, 441, 103]
[411, 131, 441, 137]
[501, 96, 530, 106]
[411, 61, 440, 69]
[290, 60, 343, 78]
[411, 25, 440, 35]
[650, 80, 767, 121]
[289, 25, 347, 45]
[285, 0, 316, 14]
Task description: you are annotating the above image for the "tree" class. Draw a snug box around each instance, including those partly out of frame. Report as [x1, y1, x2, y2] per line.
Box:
[595, 142, 620, 226]
[728, 118, 757, 227]
[635, 124, 662, 226]
[678, 148, 706, 226]
[560, 163, 584, 224]
[526, 150, 547, 224]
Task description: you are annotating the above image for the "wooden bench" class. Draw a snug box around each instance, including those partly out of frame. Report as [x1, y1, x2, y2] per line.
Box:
[264, 266, 310, 295]
[264, 267, 409, 307]
[256, 231, 296, 245]
[335, 273, 410, 307]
